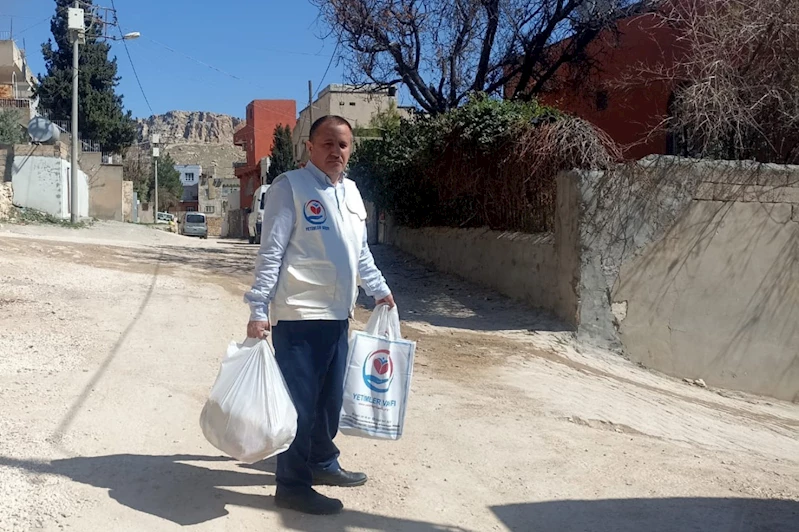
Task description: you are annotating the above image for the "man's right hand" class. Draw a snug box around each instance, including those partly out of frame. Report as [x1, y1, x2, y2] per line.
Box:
[247, 320, 271, 339]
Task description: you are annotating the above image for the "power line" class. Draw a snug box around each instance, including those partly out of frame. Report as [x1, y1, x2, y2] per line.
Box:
[109, 0, 154, 116]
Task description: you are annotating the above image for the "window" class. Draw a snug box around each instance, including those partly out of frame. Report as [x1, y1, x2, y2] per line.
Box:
[205, 205, 215, 214]
[595, 91, 609, 111]
[349, 102, 356, 106]
[185, 172, 195, 183]
[186, 206, 197, 212]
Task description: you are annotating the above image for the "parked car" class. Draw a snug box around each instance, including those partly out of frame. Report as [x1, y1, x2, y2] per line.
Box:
[156, 212, 175, 224]
[247, 185, 270, 244]
[182, 212, 208, 239]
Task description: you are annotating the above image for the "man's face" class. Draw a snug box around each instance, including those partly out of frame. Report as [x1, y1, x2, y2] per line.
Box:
[307, 122, 353, 179]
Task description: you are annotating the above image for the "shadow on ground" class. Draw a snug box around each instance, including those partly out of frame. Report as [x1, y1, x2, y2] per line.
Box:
[0, 454, 469, 531]
[491, 498, 799, 532]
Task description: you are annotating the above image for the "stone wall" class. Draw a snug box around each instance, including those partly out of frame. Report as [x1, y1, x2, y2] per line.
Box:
[0, 182, 12, 219]
[122, 181, 134, 222]
[206, 216, 222, 237]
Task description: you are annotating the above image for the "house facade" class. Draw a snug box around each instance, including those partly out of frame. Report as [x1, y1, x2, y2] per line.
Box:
[233, 99, 296, 213]
[506, 5, 684, 159]
[0, 38, 38, 127]
[292, 84, 401, 163]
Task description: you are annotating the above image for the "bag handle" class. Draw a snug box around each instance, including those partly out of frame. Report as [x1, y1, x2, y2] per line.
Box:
[365, 304, 402, 340]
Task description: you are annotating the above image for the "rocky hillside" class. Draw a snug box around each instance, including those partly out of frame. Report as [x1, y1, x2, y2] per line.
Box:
[134, 111, 246, 179]
[136, 111, 244, 144]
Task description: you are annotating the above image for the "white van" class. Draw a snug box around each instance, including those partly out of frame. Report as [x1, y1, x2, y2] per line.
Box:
[247, 185, 270, 244]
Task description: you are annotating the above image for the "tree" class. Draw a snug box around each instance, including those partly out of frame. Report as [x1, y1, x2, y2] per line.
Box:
[150, 152, 184, 211]
[0, 109, 26, 145]
[652, 0, 799, 163]
[36, 0, 136, 153]
[266, 124, 296, 183]
[311, 0, 655, 114]
[123, 147, 151, 202]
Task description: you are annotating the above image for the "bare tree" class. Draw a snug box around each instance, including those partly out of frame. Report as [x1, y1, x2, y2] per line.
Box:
[656, 0, 799, 163]
[311, 0, 656, 114]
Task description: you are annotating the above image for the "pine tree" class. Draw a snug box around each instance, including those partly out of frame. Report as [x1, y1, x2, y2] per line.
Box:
[266, 124, 296, 183]
[36, 0, 136, 153]
[150, 152, 184, 211]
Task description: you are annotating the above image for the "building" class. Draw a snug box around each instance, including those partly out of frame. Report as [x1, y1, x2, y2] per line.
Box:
[292, 84, 400, 163]
[0, 38, 38, 127]
[3, 143, 89, 219]
[195, 174, 241, 237]
[175, 164, 201, 187]
[233, 99, 297, 213]
[505, 3, 683, 160]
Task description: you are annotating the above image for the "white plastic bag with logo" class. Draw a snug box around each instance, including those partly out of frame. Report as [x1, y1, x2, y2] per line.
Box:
[340, 304, 415, 440]
[200, 339, 297, 463]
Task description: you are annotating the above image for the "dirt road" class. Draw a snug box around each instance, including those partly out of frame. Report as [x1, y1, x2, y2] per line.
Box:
[1, 222, 797, 532]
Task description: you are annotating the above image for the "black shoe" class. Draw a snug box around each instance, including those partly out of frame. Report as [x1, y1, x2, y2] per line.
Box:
[275, 488, 343, 515]
[312, 468, 368, 487]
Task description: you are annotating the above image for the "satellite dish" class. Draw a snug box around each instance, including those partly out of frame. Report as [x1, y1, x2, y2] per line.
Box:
[27, 116, 61, 145]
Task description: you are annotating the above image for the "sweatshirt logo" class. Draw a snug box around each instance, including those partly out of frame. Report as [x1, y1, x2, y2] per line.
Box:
[304, 199, 330, 231]
[304, 200, 327, 225]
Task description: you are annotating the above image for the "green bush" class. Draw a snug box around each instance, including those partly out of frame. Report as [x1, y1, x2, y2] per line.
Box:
[349, 94, 609, 233]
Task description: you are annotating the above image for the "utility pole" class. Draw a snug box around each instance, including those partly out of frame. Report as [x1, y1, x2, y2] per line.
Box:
[65, 2, 139, 224]
[69, 0, 82, 224]
[308, 80, 314, 125]
[152, 134, 160, 221]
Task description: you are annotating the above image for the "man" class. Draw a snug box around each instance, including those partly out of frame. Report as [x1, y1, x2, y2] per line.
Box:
[245, 115, 394, 515]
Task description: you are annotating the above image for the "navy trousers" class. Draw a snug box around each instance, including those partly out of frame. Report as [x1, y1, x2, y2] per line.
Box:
[271, 320, 349, 492]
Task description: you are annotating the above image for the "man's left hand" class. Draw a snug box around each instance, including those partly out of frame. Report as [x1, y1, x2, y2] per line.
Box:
[376, 293, 396, 308]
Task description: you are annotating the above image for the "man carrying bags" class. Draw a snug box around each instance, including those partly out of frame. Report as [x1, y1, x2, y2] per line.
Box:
[245, 115, 394, 515]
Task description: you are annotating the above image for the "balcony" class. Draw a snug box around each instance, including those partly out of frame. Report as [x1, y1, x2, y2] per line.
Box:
[0, 98, 34, 125]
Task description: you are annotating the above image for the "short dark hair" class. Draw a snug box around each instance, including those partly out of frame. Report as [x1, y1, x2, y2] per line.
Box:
[309, 115, 353, 141]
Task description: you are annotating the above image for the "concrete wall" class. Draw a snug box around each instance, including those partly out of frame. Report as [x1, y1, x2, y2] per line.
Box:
[11, 153, 88, 219]
[567, 157, 799, 402]
[385, 225, 580, 323]
[82, 152, 125, 221]
[388, 156, 798, 401]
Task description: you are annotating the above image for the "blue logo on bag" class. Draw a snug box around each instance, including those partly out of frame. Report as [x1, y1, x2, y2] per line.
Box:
[303, 199, 327, 225]
[363, 349, 394, 393]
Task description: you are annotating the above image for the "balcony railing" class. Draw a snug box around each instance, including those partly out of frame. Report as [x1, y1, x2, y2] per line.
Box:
[0, 98, 31, 109]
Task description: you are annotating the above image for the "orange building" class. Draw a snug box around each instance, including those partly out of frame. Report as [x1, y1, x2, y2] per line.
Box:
[234, 99, 297, 211]
[508, 6, 686, 160]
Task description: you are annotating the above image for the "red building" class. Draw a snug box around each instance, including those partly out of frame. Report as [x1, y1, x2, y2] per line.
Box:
[508, 5, 685, 160]
[234, 100, 297, 210]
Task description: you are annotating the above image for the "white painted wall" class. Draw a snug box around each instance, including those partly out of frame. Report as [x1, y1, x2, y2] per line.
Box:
[12, 155, 88, 219]
[175, 164, 202, 186]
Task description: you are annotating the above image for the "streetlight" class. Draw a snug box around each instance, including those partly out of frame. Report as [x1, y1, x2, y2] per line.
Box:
[67, 2, 139, 223]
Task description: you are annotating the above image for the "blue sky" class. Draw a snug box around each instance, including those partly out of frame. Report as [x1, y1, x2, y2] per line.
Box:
[1, 0, 355, 119]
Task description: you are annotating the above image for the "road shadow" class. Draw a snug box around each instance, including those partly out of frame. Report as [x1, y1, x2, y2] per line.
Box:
[359, 245, 570, 333]
[491, 498, 799, 532]
[0, 454, 470, 531]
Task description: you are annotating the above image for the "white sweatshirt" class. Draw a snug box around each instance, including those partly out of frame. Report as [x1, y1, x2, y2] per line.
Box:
[244, 162, 390, 324]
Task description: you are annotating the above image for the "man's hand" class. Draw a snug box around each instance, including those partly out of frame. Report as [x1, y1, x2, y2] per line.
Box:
[247, 320, 271, 339]
[376, 293, 396, 309]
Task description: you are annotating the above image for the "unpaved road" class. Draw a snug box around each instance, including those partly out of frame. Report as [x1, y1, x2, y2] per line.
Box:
[1, 222, 797, 532]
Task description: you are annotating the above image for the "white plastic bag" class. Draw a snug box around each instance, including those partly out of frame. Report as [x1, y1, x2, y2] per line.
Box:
[340, 305, 415, 440]
[200, 339, 297, 463]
